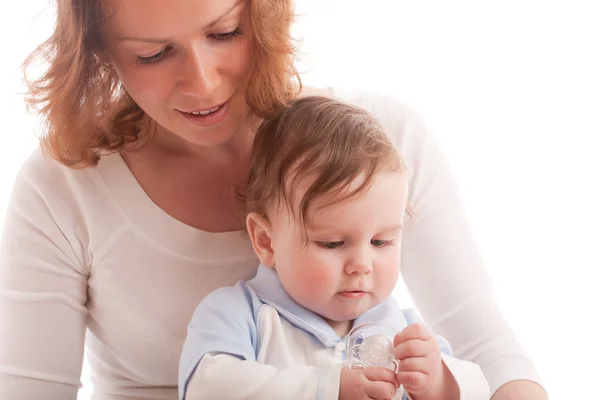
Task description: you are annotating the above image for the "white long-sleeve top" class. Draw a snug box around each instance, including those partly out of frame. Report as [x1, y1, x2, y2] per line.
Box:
[180, 264, 490, 400]
[0, 89, 543, 400]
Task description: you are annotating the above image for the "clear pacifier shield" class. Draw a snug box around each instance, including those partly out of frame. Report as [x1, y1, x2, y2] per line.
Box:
[345, 322, 400, 372]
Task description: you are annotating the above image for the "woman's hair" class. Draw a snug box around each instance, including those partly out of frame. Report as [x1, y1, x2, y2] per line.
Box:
[22, 0, 301, 168]
[243, 95, 402, 230]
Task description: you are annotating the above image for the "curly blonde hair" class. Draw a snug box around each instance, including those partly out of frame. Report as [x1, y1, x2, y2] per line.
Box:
[23, 0, 301, 168]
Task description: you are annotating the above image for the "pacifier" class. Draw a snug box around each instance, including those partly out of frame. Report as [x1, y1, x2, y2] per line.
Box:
[345, 322, 400, 372]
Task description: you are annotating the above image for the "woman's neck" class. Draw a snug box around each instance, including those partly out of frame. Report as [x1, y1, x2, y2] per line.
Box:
[147, 116, 260, 166]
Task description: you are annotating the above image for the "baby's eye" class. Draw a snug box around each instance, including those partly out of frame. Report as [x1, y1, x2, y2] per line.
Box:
[371, 239, 390, 248]
[317, 241, 344, 249]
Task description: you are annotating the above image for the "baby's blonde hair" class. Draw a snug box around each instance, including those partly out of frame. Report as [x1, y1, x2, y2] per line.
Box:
[243, 95, 402, 229]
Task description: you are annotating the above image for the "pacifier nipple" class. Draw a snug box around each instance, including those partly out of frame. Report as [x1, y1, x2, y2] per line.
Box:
[345, 322, 400, 372]
[359, 335, 395, 367]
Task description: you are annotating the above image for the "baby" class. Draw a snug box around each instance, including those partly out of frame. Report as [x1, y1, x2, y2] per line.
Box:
[179, 96, 490, 400]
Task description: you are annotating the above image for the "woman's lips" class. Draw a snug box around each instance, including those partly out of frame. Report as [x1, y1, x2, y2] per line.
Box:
[177, 99, 229, 127]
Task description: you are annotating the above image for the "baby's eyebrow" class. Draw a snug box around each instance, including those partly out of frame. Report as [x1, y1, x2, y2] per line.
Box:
[379, 224, 403, 232]
[306, 223, 403, 233]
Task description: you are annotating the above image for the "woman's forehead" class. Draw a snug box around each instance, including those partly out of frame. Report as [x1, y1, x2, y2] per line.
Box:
[105, 0, 246, 40]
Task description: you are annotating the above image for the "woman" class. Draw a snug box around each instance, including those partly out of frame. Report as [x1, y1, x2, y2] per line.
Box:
[0, 0, 546, 399]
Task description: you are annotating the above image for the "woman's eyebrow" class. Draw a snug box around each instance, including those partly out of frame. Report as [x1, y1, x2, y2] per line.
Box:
[118, 0, 245, 43]
[204, 0, 245, 30]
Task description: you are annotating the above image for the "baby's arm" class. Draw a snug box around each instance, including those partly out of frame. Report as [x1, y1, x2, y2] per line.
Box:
[186, 353, 340, 400]
[178, 284, 340, 400]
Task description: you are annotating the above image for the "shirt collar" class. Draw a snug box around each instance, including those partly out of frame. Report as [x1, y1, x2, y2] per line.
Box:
[247, 264, 409, 348]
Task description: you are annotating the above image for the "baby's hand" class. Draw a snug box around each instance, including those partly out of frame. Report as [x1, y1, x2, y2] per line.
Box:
[393, 323, 456, 400]
[339, 366, 399, 400]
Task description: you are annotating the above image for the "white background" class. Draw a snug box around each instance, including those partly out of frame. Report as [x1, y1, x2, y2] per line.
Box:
[2, 1, 599, 398]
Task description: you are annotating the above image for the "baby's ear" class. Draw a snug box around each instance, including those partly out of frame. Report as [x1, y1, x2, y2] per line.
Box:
[246, 213, 275, 267]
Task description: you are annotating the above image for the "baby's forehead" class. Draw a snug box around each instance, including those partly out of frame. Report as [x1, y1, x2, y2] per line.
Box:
[305, 213, 404, 235]
[264, 168, 406, 231]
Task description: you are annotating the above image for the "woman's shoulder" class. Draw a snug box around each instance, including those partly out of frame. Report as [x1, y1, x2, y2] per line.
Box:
[14, 147, 117, 204]
[10, 147, 126, 241]
[330, 87, 438, 168]
[301, 86, 426, 131]
[332, 87, 428, 134]
[331, 87, 413, 114]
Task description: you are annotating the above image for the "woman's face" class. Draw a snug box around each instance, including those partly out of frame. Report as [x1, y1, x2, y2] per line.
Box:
[103, 0, 253, 149]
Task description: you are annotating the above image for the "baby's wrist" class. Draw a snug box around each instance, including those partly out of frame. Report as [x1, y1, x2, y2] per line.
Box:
[431, 362, 459, 400]
[409, 362, 459, 400]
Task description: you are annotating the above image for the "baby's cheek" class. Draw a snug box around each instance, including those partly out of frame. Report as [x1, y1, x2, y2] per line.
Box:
[377, 263, 400, 296]
[295, 266, 334, 297]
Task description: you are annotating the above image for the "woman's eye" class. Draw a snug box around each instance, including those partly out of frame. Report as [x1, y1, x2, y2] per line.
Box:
[210, 27, 244, 42]
[136, 47, 172, 65]
[134, 27, 242, 65]
[318, 241, 344, 249]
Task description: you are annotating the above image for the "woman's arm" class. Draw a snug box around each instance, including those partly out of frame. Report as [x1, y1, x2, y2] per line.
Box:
[492, 380, 548, 400]
[0, 153, 88, 400]
[340, 90, 545, 396]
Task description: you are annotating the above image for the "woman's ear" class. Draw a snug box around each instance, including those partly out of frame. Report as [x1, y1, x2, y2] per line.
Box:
[246, 212, 275, 267]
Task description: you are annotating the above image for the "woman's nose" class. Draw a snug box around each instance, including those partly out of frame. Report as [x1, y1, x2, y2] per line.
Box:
[179, 49, 221, 99]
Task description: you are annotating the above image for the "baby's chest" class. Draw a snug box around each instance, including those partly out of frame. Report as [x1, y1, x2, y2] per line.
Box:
[254, 306, 407, 400]
[255, 306, 346, 369]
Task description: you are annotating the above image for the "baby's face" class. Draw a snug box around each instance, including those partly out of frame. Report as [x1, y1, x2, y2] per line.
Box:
[267, 171, 409, 336]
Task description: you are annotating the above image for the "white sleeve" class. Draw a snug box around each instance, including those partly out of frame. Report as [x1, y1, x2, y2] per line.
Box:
[0, 153, 88, 400]
[441, 354, 490, 399]
[185, 353, 341, 400]
[347, 91, 544, 395]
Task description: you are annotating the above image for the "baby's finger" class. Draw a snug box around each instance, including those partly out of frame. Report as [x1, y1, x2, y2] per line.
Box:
[394, 338, 433, 360]
[363, 367, 399, 387]
[397, 356, 429, 374]
[396, 371, 428, 393]
[365, 380, 397, 400]
[393, 323, 432, 347]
